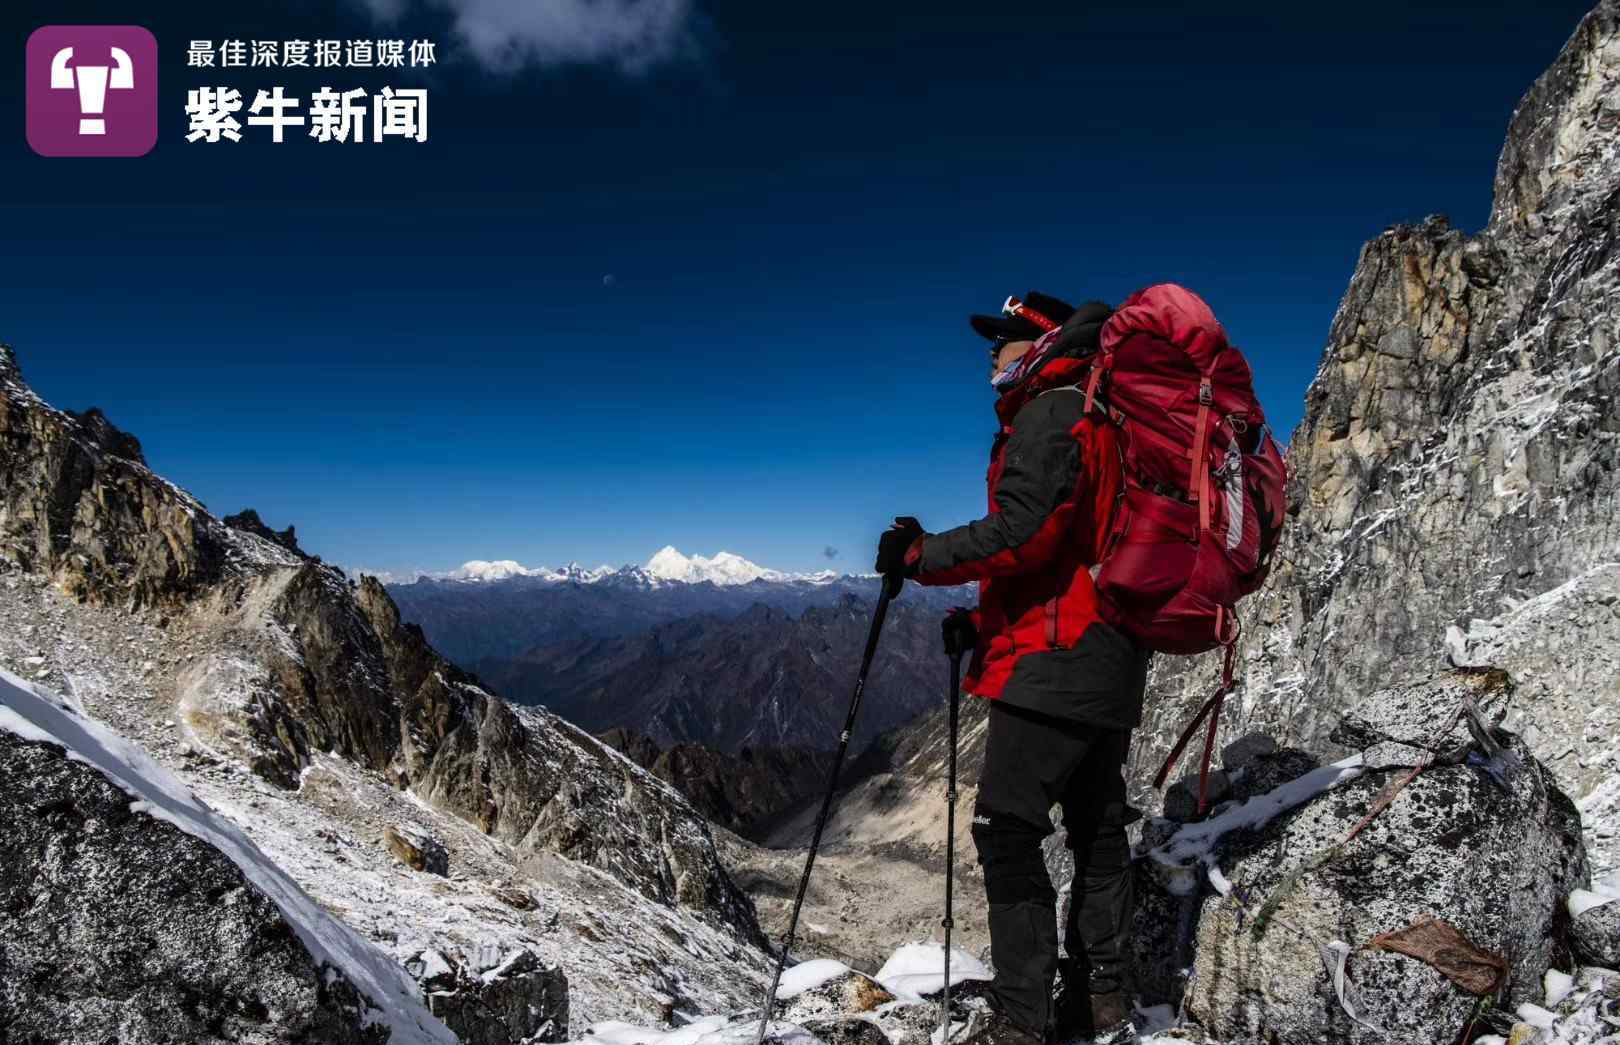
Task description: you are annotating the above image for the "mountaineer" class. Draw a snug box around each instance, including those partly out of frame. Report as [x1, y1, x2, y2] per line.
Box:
[874, 290, 1148, 1044]
[874, 285, 1288, 1044]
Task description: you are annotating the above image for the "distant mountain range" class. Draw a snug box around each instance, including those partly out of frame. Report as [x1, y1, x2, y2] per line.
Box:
[385, 551, 971, 756]
[366, 546, 843, 589]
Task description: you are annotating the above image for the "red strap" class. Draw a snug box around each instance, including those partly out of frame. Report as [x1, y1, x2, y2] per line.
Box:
[1045, 596, 1058, 648]
[1083, 356, 1109, 414]
[1155, 613, 1241, 815]
[1189, 376, 1213, 536]
[1153, 687, 1223, 790]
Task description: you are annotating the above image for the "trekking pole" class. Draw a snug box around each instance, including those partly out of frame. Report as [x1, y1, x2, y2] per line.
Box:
[754, 571, 904, 1045]
[939, 641, 966, 1042]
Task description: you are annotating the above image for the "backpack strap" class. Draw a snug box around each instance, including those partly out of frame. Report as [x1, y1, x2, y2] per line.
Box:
[1188, 372, 1214, 536]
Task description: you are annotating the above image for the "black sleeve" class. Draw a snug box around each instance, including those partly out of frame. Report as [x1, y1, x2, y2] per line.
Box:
[914, 390, 1087, 585]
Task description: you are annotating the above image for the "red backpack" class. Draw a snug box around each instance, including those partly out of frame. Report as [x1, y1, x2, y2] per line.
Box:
[1079, 284, 1289, 811]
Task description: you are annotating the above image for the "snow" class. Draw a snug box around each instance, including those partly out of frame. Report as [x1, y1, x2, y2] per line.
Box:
[1516, 1002, 1556, 1029]
[775, 958, 851, 1000]
[874, 942, 992, 1000]
[645, 546, 787, 586]
[1148, 754, 1366, 895]
[0, 666, 455, 1044]
[454, 559, 548, 581]
[1544, 968, 1575, 1008]
[1568, 881, 1620, 918]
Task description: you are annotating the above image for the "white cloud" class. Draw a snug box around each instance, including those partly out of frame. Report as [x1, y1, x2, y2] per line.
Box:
[358, 0, 702, 74]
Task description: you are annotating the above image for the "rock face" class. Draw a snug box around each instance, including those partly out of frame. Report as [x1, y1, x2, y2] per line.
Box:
[0, 730, 387, 1044]
[1135, 672, 1588, 1045]
[1130, 0, 1620, 879]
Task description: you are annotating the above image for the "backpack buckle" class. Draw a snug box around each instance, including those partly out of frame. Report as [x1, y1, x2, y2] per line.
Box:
[1198, 378, 1213, 406]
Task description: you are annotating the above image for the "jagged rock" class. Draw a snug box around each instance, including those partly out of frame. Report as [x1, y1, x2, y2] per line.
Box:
[385, 823, 450, 875]
[0, 730, 389, 1043]
[65, 406, 144, 462]
[406, 947, 568, 1044]
[225, 508, 308, 559]
[1126, 0, 1620, 880]
[1134, 678, 1589, 1045]
[1570, 899, 1620, 966]
[0, 346, 229, 606]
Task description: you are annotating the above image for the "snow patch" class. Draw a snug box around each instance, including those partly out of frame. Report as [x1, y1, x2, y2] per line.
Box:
[874, 942, 992, 1000]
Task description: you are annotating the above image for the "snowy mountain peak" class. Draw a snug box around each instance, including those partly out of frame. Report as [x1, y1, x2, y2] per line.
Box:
[452, 559, 538, 582]
[643, 546, 783, 586]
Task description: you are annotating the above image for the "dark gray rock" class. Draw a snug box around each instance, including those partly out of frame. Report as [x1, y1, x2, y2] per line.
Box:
[1220, 733, 1277, 772]
[1571, 899, 1620, 967]
[0, 730, 388, 1044]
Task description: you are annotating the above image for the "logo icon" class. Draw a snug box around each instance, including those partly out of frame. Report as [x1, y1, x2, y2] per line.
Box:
[26, 26, 158, 157]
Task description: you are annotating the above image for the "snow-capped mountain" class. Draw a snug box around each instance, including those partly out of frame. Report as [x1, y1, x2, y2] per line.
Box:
[371, 548, 840, 589]
[645, 546, 785, 585]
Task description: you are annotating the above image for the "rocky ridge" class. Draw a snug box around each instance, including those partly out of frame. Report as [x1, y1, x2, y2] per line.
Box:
[0, 347, 773, 1032]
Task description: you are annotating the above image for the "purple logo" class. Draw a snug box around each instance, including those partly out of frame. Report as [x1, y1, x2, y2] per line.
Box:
[26, 26, 158, 157]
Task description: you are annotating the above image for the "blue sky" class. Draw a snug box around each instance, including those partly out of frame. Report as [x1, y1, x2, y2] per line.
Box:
[3, 0, 1596, 575]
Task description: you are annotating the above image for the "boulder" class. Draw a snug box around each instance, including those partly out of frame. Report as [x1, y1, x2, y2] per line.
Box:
[1134, 673, 1588, 1045]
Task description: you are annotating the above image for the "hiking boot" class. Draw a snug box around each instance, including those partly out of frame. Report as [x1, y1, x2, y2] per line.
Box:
[1087, 992, 1135, 1044]
[957, 1008, 1046, 1045]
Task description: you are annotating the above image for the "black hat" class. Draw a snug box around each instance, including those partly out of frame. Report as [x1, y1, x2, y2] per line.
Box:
[970, 290, 1076, 346]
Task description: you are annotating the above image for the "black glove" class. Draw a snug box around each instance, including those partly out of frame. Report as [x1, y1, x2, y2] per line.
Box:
[874, 516, 925, 578]
[942, 607, 978, 657]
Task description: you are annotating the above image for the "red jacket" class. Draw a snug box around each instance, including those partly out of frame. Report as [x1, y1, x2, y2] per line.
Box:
[908, 350, 1149, 728]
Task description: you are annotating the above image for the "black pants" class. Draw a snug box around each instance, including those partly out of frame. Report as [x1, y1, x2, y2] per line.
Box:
[971, 700, 1136, 1038]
